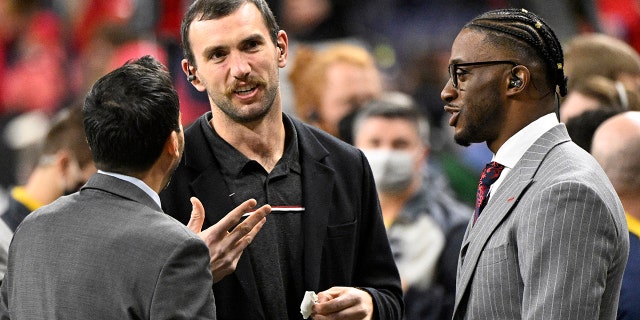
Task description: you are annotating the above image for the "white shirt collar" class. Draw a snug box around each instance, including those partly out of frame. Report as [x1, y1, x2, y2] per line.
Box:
[493, 113, 559, 168]
[97, 170, 162, 208]
[489, 113, 559, 194]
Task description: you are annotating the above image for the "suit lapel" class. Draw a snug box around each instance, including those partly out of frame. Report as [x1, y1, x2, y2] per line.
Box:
[453, 124, 571, 317]
[455, 179, 532, 302]
[291, 119, 333, 290]
[185, 116, 262, 315]
[300, 153, 334, 289]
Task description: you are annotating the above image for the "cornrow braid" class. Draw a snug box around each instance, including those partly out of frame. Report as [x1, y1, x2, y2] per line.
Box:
[465, 8, 568, 97]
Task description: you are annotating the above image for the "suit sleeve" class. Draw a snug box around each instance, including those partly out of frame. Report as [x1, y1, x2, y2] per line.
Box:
[0, 273, 8, 320]
[516, 181, 627, 319]
[150, 236, 216, 320]
[355, 150, 404, 319]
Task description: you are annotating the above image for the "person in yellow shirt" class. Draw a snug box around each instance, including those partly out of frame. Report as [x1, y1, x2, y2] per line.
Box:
[0, 106, 95, 280]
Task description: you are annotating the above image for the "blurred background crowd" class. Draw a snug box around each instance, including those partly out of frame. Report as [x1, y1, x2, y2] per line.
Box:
[1, 0, 640, 204]
[1, 0, 640, 318]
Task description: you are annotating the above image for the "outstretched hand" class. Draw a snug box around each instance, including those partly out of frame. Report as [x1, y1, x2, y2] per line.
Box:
[187, 197, 271, 283]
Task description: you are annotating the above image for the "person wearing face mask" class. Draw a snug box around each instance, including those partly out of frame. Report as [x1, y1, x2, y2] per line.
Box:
[0, 106, 96, 281]
[353, 94, 471, 320]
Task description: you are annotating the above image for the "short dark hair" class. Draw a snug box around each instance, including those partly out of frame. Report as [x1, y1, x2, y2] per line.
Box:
[41, 106, 93, 169]
[465, 8, 568, 97]
[181, 0, 280, 66]
[82, 55, 180, 174]
[566, 108, 620, 153]
[352, 94, 431, 147]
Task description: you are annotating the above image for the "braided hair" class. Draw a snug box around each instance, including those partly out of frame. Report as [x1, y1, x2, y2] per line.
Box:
[465, 8, 568, 97]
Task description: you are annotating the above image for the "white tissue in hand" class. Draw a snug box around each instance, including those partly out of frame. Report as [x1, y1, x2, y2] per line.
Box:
[300, 291, 318, 319]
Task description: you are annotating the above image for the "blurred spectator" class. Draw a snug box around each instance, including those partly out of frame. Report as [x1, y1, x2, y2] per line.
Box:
[83, 0, 209, 128]
[66, 0, 164, 106]
[0, 106, 95, 279]
[288, 43, 383, 140]
[0, 111, 49, 190]
[2, 0, 640, 224]
[491, 0, 601, 40]
[106, 40, 168, 76]
[597, 0, 640, 53]
[0, 0, 69, 115]
[353, 95, 470, 320]
[267, 0, 363, 42]
[560, 75, 640, 123]
[591, 111, 640, 320]
[563, 33, 640, 92]
[67, 0, 158, 54]
[155, 0, 210, 126]
[565, 108, 620, 152]
[73, 25, 131, 96]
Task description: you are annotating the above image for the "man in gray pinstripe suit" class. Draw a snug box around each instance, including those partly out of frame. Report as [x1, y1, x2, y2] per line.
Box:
[441, 8, 629, 320]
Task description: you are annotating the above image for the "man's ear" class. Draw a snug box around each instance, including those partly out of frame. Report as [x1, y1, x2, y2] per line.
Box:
[165, 131, 180, 158]
[182, 59, 206, 92]
[506, 65, 529, 95]
[276, 30, 289, 68]
[55, 150, 72, 173]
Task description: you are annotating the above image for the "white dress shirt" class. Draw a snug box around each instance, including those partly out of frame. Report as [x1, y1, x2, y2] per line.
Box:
[490, 113, 559, 194]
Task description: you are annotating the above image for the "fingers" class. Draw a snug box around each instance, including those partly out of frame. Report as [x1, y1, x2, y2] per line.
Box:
[198, 199, 271, 246]
[312, 287, 373, 320]
[187, 197, 205, 233]
[206, 202, 270, 283]
[214, 198, 259, 232]
[316, 287, 346, 302]
[227, 204, 271, 246]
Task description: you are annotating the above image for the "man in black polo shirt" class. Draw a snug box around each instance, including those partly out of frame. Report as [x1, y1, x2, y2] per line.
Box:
[159, 0, 403, 319]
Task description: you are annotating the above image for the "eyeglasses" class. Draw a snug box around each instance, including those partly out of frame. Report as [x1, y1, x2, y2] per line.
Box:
[448, 60, 518, 89]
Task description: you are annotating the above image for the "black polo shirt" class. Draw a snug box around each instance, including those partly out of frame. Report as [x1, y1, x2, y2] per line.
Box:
[201, 112, 304, 319]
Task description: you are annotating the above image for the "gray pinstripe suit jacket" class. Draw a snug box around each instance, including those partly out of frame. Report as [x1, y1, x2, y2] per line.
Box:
[453, 124, 629, 319]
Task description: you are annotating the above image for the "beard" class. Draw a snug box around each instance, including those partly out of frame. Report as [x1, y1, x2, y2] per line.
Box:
[454, 113, 484, 147]
[453, 94, 504, 147]
[209, 76, 279, 124]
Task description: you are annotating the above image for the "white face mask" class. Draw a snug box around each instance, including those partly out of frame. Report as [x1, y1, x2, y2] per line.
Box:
[362, 149, 414, 194]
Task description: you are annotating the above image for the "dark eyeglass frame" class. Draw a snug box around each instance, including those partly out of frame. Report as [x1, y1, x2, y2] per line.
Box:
[448, 60, 518, 89]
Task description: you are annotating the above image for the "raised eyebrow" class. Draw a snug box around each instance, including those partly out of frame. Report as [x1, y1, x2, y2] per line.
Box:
[200, 34, 268, 58]
[202, 45, 227, 58]
[241, 34, 267, 46]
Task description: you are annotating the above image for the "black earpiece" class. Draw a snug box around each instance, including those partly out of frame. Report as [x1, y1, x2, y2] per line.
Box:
[509, 68, 522, 88]
[186, 63, 197, 82]
[278, 45, 284, 55]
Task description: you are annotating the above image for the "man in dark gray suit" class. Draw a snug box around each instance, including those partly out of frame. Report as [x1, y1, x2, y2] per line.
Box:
[441, 8, 629, 319]
[0, 56, 270, 319]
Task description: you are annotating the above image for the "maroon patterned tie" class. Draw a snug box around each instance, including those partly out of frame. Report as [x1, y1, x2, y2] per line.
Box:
[474, 161, 505, 224]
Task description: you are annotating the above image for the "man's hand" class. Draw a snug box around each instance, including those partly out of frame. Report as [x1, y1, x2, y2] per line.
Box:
[187, 197, 270, 283]
[311, 287, 373, 320]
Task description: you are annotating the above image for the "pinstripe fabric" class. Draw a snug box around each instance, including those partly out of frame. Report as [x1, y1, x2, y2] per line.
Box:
[453, 125, 629, 319]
